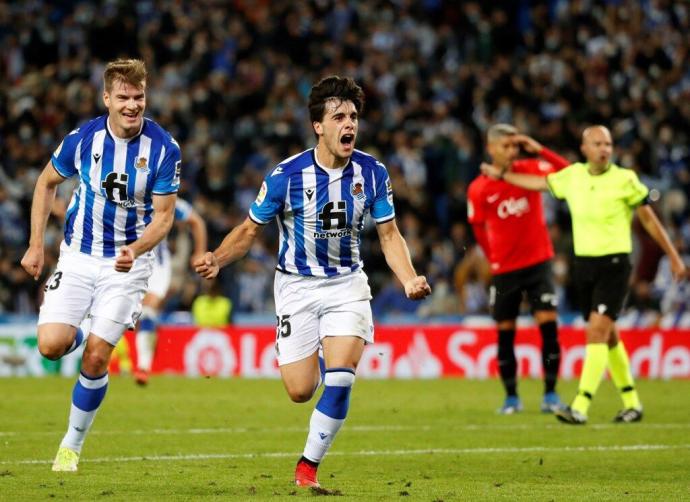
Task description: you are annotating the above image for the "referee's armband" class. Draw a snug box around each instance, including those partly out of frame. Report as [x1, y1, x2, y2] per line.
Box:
[638, 187, 661, 207]
[640, 188, 662, 206]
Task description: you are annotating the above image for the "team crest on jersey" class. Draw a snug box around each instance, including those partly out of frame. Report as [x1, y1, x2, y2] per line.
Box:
[134, 156, 149, 171]
[256, 181, 268, 205]
[350, 182, 365, 200]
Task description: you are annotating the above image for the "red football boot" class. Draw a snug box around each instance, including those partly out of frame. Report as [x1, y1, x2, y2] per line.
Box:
[133, 369, 149, 386]
[294, 458, 320, 487]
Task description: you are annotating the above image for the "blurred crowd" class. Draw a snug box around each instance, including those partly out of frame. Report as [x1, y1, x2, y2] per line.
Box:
[1, 0, 690, 326]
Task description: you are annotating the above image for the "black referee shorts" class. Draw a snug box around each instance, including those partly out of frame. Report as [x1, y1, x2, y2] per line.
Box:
[489, 260, 557, 322]
[573, 254, 631, 321]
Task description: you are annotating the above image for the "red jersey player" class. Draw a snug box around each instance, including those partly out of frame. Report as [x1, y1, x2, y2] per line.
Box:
[467, 124, 570, 415]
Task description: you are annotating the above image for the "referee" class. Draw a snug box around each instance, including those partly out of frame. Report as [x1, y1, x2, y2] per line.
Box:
[481, 125, 686, 424]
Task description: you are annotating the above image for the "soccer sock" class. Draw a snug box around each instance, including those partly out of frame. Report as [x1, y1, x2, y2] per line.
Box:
[538, 321, 561, 394]
[60, 371, 109, 453]
[497, 329, 517, 397]
[571, 343, 608, 416]
[608, 341, 642, 410]
[313, 354, 326, 394]
[303, 368, 355, 464]
[63, 328, 84, 357]
[135, 314, 157, 372]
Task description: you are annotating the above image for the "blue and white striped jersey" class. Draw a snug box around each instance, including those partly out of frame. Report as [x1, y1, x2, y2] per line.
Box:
[154, 198, 194, 264]
[249, 148, 395, 277]
[52, 115, 180, 258]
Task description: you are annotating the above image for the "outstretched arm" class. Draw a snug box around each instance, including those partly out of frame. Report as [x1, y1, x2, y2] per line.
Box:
[481, 162, 549, 192]
[376, 219, 431, 299]
[194, 217, 262, 279]
[21, 161, 67, 280]
[636, 205, 687, 280]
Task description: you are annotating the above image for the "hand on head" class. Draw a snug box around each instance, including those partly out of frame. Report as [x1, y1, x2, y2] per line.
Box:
[514, 134, 543, 154]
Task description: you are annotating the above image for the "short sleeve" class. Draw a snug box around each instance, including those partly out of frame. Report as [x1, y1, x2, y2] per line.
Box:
[51, 129, 82, 178]
[467, 179, 485, 224]
[623, 170, 649, 207]
[546, 165, 574, 200]
[249, 166, 288, 224]
[153, 138, 181, 195]
[371, 161, 395, 223]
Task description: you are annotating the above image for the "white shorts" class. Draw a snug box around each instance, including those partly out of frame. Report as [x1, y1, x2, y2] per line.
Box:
[147, 251, 172, 298]
[273, 269, 374, 366]
[39, 242, 154, 344]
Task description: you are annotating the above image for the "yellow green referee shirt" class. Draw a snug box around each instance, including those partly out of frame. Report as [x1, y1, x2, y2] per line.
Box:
[546, 162, 649, 257]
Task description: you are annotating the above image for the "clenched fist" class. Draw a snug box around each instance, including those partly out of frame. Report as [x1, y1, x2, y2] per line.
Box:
[404, 276, 432, 300]
[194, 251, 220, 279]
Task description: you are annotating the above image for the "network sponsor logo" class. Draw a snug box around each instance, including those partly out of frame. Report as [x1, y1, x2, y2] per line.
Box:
[117, 199, 137, 209]
[313, 229, 353, 239]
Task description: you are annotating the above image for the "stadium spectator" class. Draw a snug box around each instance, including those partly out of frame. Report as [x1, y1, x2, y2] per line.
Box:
[653, 232, 690, 327]
[20, 59, 180, 471]
[371, 278, 421, 318]
[452, 245, 491, 315]
[194, 76, 431, 488]
[468, 125, 570, 414]
[191, 278, 233, 328]
[482, 125, 687, 425]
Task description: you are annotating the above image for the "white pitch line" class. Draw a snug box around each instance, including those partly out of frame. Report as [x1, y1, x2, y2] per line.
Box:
[4, 444, 690, 466]
[1, 422, 690, 437]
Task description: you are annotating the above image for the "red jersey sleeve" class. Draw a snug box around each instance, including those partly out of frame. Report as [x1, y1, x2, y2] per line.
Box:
[539, 147, 570, 171]
[512, 148, 570, 176]
[467, 177, 486, 224]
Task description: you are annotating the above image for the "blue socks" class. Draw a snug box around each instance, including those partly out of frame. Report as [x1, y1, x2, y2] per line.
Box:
[303, 368, 355, 463]
[60, 371, 109, 453]
[63, 328, 84, 357]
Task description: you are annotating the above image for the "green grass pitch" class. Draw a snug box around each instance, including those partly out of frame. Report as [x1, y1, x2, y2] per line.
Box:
[1, 377, 689, 501]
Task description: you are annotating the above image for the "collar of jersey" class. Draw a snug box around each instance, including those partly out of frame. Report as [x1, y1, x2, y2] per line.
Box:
[312, 146, 350, 173]
[106, 115, 145, 143]
[586, 161, 613, 176]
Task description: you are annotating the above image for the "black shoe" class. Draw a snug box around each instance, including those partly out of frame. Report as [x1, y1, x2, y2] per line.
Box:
[554, 406, 587, 425]
[613, 408, 643, 423]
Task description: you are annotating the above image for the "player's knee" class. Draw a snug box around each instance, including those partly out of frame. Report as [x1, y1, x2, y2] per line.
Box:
[81, 350, 110, 374]
[587, 322, 611, 342]
[37, 338, 64, 360]
[286, 384, 316, 403]
[37, 328, 68, 360]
